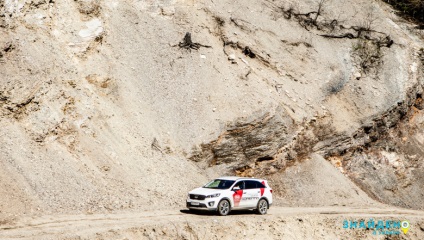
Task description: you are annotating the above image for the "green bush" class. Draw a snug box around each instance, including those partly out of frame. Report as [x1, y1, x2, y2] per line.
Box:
[383, 0, 424, 24]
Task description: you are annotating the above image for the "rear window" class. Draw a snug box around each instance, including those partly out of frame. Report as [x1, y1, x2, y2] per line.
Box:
[203, 179, 235, 189]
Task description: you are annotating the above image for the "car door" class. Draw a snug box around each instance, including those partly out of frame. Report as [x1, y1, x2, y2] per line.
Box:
[235, 180, 253, 208]
[232, 181, 245, 208]
[235, 180, 258, 208]
[242, 180, 262, 208]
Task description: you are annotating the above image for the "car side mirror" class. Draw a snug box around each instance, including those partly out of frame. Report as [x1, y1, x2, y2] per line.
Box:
[233, 186, 240, 191]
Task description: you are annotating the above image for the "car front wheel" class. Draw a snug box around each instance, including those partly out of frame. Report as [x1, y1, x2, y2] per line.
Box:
[217, 199, 231, 216]
[256, 199, 268, 215]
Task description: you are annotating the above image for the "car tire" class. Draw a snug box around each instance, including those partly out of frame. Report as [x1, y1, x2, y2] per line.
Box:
[256, 199, 268, 215]
[217, 199, 231, 216]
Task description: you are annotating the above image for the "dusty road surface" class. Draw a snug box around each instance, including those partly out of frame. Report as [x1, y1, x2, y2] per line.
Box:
[1, 206, 424, 240]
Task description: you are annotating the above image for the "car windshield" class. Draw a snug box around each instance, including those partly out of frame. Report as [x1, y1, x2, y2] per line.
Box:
[203, 179, 235, 189]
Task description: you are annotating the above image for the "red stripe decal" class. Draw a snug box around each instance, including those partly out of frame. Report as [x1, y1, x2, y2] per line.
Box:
[261, 181, 265, 196]
[233, 190, 243, 207]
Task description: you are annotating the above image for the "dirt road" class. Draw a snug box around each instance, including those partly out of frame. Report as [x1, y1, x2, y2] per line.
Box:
[1, 206, 423, 239]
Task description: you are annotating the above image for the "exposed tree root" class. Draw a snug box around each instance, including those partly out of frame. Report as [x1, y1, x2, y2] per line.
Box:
[176, 32, 211, 51]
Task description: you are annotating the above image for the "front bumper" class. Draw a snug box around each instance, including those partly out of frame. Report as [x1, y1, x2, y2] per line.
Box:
[186, 199, 218, 211]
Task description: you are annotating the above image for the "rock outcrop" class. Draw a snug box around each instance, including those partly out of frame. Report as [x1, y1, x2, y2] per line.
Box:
[0, 0, 423, 221]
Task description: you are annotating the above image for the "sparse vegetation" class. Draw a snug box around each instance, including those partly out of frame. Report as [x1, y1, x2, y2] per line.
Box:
[383, 0, 424, 25]
[268, 0, 335, 31]
[352, 39, 383, 73]
[358, 7, 378, 32]
[266, 1, 394, 74]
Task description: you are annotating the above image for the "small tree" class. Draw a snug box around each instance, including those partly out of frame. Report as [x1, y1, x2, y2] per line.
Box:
[359, 7, 378, 32]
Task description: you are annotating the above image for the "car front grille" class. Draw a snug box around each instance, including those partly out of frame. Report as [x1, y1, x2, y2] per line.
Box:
[189, 194, 206, 200]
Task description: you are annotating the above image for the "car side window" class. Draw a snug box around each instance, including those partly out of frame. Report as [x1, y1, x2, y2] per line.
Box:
[245, 180, 266, 189]
[245, 180, 256, 189]
[234, 181, 245, 190]
[256, 181, 266, 188]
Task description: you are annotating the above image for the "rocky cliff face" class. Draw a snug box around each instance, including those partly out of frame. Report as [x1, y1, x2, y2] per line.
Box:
[0, 0, 423, 220]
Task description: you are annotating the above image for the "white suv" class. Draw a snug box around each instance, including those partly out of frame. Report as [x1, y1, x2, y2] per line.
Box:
[186, 176, 273, 216]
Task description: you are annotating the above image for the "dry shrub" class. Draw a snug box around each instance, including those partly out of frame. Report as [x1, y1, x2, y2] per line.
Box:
[352, 39, 382, 73]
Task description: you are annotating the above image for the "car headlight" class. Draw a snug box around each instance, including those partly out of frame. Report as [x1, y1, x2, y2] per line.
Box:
[206, 193, 220, 198]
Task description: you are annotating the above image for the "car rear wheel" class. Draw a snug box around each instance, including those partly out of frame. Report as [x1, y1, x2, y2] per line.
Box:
[256, 199, 268, 215]
[217, 199, 230, 216]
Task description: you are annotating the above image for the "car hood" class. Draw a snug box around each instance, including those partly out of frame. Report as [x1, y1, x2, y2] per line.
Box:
[189, 187, 226, 195]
